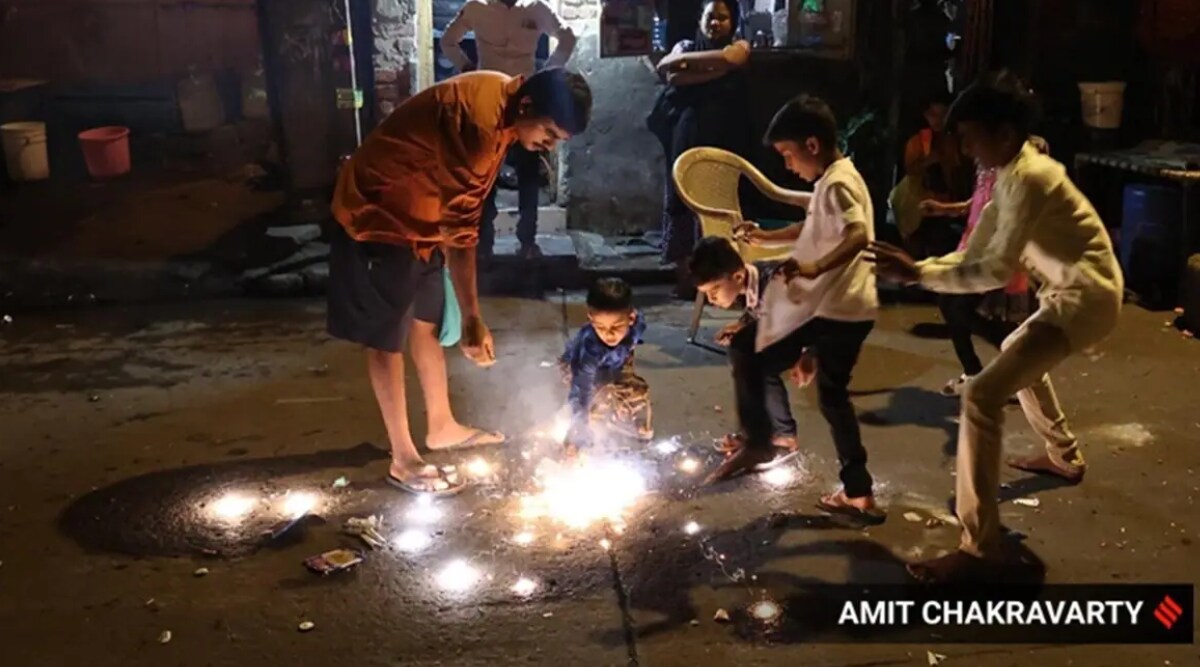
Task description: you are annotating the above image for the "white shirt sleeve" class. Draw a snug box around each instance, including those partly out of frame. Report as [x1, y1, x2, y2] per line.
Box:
[828, 181, 869, 231]
[917, 168, 1044, 294]
[533, 1, 576, 67]
[441, 3, 475, 72]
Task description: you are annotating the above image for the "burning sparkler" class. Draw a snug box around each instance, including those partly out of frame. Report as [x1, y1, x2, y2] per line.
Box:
[683, 521, 701, 535]
[761, 465, 794, 487]
[748, 599, 783, 624]
[436, 559, 482, 593]
[518, 458, 648, 530]
[394, 529, 432, 553]
[209, 492, 256, 522]
[678, 457, 700, 474]
[281, 491, 319, 518]
[511, 577, 538, 597]
[465, 457, 493, 477]
[512, 531, 536, 546]
[406, 494, 444, 524]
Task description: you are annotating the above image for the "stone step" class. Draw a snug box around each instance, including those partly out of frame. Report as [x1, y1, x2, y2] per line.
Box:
[490, 206, 566, 235]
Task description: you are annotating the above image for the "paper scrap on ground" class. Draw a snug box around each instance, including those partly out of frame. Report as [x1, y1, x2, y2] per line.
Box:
[1012, 498, 1041, 507]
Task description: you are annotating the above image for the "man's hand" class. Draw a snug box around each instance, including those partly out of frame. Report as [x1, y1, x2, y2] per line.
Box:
[866, 241, 921, 284]
[460, 315, 496, 367]
[714, 320, 745, 347]
[779, 258, 822, 282]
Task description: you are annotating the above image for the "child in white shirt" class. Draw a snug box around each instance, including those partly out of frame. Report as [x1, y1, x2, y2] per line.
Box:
[693, 94, 883, 524]
[871, 71, 1124, 582]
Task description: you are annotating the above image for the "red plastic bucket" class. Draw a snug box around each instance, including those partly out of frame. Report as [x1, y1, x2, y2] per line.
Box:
[78, 126, 131, 178]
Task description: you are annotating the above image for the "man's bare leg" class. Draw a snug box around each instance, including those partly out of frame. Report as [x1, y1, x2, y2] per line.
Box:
[366, 348, 441, 483]
[408, 319, 505, 450]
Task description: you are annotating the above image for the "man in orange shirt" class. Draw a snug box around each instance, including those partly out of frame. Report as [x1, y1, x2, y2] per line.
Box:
[330, 68, 591, 494]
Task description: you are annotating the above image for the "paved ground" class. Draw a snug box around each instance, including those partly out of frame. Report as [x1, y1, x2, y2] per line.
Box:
[0, 293, 1197, 666]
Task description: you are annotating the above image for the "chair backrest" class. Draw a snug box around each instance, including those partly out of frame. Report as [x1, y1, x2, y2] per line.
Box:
[672, 147, 792, 263]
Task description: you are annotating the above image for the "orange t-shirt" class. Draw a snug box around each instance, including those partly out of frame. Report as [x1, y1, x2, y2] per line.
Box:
[331, 71, 521, 259]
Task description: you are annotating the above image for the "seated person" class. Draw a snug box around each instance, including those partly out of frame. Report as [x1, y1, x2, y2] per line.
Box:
[560, 278, 652, 455]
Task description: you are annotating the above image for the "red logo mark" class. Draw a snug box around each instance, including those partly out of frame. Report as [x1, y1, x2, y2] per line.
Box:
[1153, 595, 1183, 630]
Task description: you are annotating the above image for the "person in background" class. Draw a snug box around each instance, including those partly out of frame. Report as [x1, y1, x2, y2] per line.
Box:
[647, 0, 752, 299]
[889, 94, 974, 259]
[871, 71, 1123, 582]
[442, 0, 577, 261]
[560, 277, 652, 457]
[920, 135, 1049, 397]
[330, 69, 591, 495]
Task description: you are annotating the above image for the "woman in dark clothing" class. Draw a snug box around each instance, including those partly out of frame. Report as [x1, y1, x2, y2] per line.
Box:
[648, 0, 752, 298]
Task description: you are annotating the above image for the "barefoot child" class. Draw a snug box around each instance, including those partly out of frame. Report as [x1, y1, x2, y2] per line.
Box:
[870, 71, 1123, 582]
[691, 93, 882, 523]
[560, 278, 652, 455]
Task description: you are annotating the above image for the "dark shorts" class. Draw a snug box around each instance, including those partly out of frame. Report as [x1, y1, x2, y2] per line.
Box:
[327, 225, 444, 353]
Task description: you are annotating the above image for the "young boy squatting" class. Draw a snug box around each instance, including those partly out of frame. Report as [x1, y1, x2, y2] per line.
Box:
[560, 278, 653, 455]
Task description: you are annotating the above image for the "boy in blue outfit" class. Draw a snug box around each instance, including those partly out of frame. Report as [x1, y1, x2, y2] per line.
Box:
[560, 277, 653, 455]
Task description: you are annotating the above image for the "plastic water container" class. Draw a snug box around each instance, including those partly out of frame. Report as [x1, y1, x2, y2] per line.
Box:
[1, 121, 50, 181]
[1078, 82, 1126, 129]
[78, 126, 132, 179]
[1121, 183, 1181, 304]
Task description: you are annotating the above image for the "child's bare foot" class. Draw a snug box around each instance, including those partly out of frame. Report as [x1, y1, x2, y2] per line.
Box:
[426, 423, 506, 451]
[815, 489, 886, 525]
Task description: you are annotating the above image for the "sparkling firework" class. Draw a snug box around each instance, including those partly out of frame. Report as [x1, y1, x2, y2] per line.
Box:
[678, 458, 700, 474]
[511, 577, 538, 596]
[518, 458, 647, 530]
[683, 521, 701, 535]
[465, 457, 493, 477]
[407, 494, 444, 524]
[281, 491, 319, 518]
[394, 529, 432, 553]
[749, 599, 783, 623]
[761, 465, 794, 487]
[209, 492, 256, 522]
[436, 559, 482, 593]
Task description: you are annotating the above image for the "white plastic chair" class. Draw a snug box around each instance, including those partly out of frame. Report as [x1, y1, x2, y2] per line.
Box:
[672, 147, 800, 353]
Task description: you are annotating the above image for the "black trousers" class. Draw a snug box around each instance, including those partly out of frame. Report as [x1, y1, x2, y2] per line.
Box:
[480, 145, 541, 253]
[729, 318, 875, 498]
[938, 292, 1013, 376]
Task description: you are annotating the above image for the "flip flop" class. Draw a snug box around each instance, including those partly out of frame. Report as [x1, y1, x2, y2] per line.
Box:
[385, 466, 467, 497]
[713, 434, 798, 454]
[428, 430, 507, 452]
[815, 494, 887, 525]
[1007, 453, 1085, 483]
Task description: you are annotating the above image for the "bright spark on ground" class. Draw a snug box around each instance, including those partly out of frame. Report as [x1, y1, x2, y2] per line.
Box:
[518, 458, 647, 530]
[683, 521, 701, 535]
[209, 493, 256, 521]
[653, 439, 680, 455]
[394, 529, 432, 553]
[599, 538, 612, 550]
[407, 494, 443, 524]
[511, 577, 538, 596]
[678, 458, 700, 474]
[549, 415, 571, 444]
[762, 466, 794, 487]
[281, 491, 318, 518]
[465, 457, 493, 477]
[436, 559, 482, 593]
[513, 531, 536, 546]
[749, 599, 783, 623]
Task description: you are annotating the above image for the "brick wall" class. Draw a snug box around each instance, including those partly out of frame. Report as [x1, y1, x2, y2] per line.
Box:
[372, 0, 418, 118]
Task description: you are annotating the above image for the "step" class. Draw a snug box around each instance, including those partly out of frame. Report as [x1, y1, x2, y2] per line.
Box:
[491, 206, 565, 235]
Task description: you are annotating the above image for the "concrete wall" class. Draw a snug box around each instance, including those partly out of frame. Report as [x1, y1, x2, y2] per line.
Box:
[558, 0, 664, 235]
[0, 0, 260, 84]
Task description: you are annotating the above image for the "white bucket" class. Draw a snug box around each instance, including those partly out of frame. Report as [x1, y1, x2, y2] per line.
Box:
[1, 121, 50, 181]
[1078, 81, 1127, 129]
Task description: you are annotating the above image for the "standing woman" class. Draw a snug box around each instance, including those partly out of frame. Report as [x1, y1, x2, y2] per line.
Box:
[647, 0, 752, 298]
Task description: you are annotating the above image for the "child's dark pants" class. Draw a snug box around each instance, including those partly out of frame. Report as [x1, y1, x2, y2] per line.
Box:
[728, 318, 875, 498]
